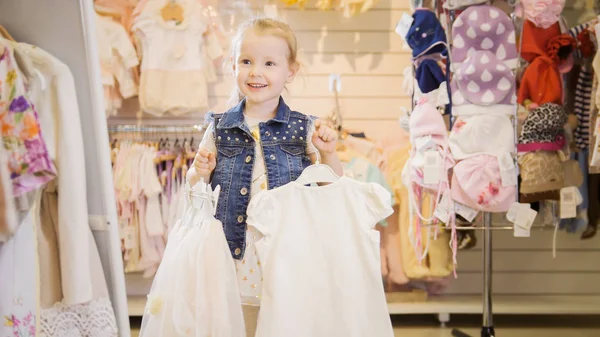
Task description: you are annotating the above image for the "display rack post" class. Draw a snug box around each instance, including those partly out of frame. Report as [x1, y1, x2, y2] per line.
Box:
[450, 211, 496, 337]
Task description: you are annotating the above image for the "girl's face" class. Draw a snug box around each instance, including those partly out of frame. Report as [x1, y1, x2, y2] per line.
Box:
[234, 30, 297, 107]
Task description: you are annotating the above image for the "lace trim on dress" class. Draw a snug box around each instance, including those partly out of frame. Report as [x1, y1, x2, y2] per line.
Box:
[39, 297, 118, 337]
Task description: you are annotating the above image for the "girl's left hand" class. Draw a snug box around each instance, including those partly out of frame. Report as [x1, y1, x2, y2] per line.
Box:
[312, 119, 338, 154]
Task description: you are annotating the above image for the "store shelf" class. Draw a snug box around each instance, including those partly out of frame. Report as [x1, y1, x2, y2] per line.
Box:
[127, 294, 600, 317]
[387, 294, 600, 315]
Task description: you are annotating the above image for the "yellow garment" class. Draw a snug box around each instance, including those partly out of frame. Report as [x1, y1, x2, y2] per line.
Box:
[386, 146, 453, 281]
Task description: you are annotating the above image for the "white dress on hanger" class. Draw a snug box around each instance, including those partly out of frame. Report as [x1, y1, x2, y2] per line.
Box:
[139, 181, 245, 337]
[247, 177, 394, 337]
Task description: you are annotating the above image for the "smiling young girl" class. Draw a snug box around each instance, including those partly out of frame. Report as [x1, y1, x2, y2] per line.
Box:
[187, 18, 343, 334]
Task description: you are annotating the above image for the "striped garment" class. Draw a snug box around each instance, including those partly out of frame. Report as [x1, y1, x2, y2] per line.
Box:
[569, 23, 595, 149]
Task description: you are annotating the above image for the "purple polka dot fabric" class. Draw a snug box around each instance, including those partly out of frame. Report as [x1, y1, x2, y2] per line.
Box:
[451, 5, 518, 69]
[451, 50, 516, 107]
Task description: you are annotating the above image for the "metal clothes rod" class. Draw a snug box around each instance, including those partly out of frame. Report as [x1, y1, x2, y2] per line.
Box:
[107, 124, 204, 133]
[422, 224, 554, 231]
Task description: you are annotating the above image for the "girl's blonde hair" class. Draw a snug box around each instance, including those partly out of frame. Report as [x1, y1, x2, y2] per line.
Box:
[225, 18, 300, 108]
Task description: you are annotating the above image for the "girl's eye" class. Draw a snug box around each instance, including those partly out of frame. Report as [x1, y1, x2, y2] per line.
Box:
[241, 59, 251, 65]
[266, 61, 275, 66]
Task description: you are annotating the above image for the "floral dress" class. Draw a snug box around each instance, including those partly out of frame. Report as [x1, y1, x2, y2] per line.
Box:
[0, 40, 56, 197]
[0, 39, 57, 337]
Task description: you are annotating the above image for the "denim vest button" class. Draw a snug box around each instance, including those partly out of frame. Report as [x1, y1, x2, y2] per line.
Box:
[240, 187, 248, 195]
[234, 248, 241, 256]
[265, 131, 271, 136]
[269, 154, 276, 160]
[237, 215, 244, 223]
[245, 155, 252, 163]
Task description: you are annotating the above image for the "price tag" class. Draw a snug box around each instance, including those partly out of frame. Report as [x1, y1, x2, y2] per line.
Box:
[454, 202, 478, 223]
[560, 187, 577, 219]
[123, 227, 137, 250]
[434, 190, 452, 224]
[437, 81, 450, 106]
[395, 12, 414, 39]
[423, 150, 441, 185]
[506, 202, 529, 223]
[329, 74, 342, 92]
[498, 153, 517, 187]
[264, 4, 279, 19]
[513, 207, 537, 237]
[414, 135, 434, 153]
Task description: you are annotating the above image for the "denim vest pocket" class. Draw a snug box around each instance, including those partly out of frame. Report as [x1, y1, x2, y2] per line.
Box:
[218, 146, 244, 157]
[280, 143, 305, 156]
[280, 143, 306, 181]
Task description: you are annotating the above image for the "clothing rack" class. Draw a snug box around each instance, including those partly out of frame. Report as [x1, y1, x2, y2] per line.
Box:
[433, 2, 521, 337]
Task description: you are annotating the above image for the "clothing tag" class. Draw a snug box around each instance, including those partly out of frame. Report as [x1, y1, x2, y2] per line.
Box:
[423, 150, 441, 185]
[123, 227, 137, 250]
[434, 190, 452, 224]
[560, 187, 577, 219]
[329, 74, 342, 92]
[263, 4, 279, 18]
[395, 13, 414, 39]
[506, 202, 529, 223]
[498, 153, 517, 187]
[562, 186, 583, 205]
[513, 224, 531, 237]
[415, 135, 434, 152]
[437, 81, 450, 106]
[513, 207, 537, 237]
[455, 202, 478, 222]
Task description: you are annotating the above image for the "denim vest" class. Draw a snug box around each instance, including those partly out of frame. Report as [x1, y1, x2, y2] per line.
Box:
[209, 97, 313, 259]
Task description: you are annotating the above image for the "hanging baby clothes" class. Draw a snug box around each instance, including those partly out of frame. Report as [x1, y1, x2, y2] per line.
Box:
[132, 0, 223, 116]
[95, 13, 139, 117]
[15, 42, 120, 335]
[139, 181, 245, 337]
[247, 177, 394, 337]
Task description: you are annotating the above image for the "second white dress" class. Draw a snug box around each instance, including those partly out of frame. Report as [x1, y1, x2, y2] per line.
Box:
[247, 176, 395, 337]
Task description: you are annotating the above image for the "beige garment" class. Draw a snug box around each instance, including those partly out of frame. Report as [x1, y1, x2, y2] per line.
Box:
[387, 146, 453, 280]
[243, 305, 259, 336]
[383, 205, 408, 285]
[36, 181, 111, 308]
[0, 143, 17, 242]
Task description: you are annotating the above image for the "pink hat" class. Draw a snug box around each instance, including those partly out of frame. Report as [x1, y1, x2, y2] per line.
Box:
[409, 98, 448, 139]
[451, 5, 518, 69]
[451, 154, 517, 213]
[517, 0, 566, 29]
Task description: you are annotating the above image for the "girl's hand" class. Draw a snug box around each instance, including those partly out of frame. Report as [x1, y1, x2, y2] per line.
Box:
[194, 148, 216, 177]
[187, 148, 216, 186]
[312, 119, 338, 154]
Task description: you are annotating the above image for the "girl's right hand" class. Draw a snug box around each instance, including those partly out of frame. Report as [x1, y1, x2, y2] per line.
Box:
[194, 148, 216, 177]
[187, 148, 216, 186]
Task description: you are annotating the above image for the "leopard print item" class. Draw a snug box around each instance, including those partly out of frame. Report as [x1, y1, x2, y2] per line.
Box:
[519, 103, 567, 144]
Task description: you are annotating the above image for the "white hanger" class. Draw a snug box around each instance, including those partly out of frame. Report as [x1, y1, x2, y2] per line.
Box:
[294, 138, 341, 186]
[189, 178, 221, 215]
